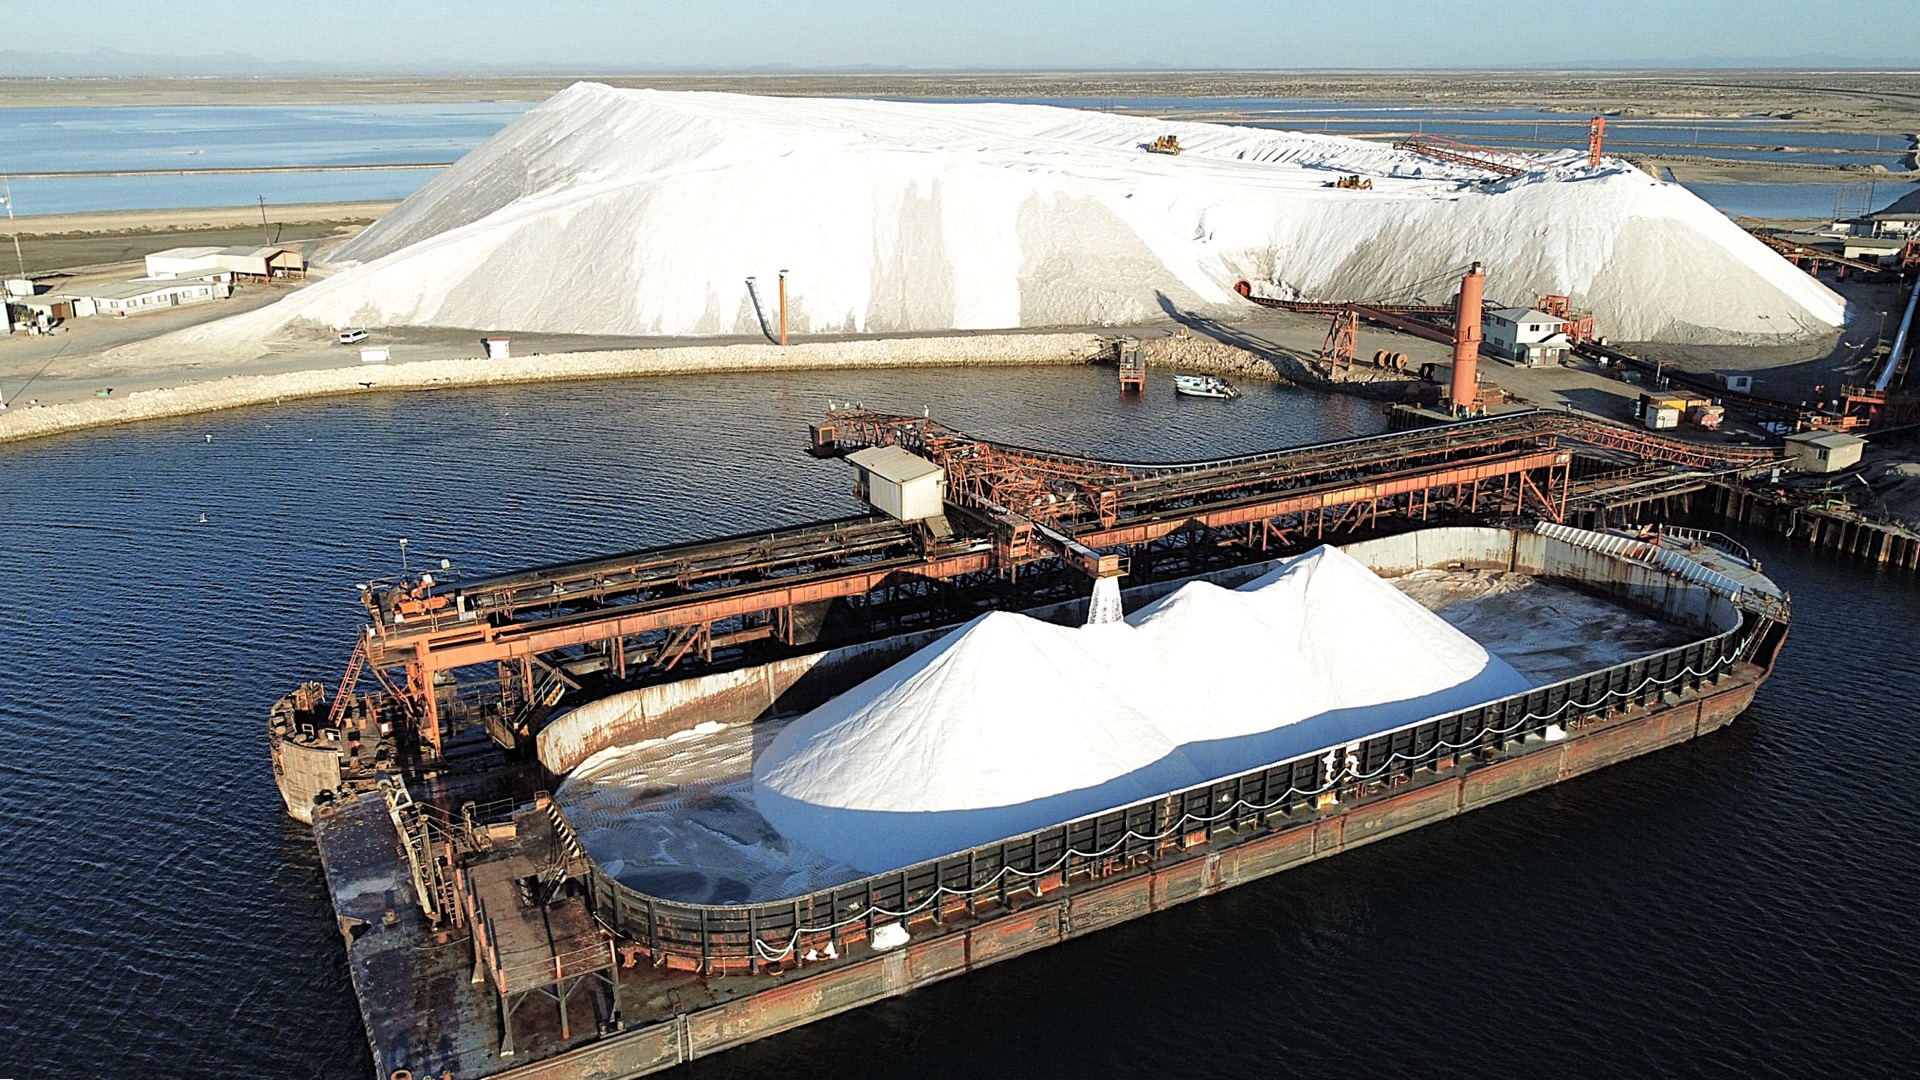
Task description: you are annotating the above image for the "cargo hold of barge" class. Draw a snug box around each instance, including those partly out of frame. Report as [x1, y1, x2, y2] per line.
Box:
[292, 522, 1786, 1079]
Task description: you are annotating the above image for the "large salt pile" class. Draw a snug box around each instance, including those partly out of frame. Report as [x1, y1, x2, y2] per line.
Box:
[191, 83, 1841, 349]
[1126, 547, 1532, 778]
[754, 546, 1531, 874]
[752, 611, 1211, 875]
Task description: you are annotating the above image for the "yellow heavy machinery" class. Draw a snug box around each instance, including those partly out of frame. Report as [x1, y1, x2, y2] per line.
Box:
[1330, 174, 1373, 189]
[1147, 135, 1183, 155]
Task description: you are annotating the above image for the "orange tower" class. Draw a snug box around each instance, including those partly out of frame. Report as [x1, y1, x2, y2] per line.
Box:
[1588, 117, 1606, 168]
[1450, 262, 1485, 415]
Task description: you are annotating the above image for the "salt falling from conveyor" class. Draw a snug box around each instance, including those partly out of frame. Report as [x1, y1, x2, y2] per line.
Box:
[754, 545, 1532, 874]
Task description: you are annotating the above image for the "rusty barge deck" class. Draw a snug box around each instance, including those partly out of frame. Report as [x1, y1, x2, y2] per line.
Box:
[307, 523, 1789, 1079]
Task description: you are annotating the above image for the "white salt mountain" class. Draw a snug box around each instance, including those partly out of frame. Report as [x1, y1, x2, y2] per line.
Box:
[752, 612, 1212, 877]
[754, 545, 1532, 874]
[196, 83, 1840, 348]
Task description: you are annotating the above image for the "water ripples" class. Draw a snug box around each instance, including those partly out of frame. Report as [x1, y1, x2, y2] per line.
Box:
[1, 365, 1914, 1076]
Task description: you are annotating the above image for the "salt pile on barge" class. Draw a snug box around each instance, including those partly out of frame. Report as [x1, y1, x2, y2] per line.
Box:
[755, 545, 1531, 873]
[193, 83, 1840, 346]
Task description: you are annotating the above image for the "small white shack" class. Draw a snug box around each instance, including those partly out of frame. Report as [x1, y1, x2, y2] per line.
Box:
[73, 278, 225, 316]
[1784, 431, 1866, 474]
[1484, 308, 1572, 367]
[846, 445, 946, 521]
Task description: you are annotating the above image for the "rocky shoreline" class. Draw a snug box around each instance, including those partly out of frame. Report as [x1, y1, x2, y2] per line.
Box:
[0, 332, 1106, 446]
[0, 325, 1446, 447]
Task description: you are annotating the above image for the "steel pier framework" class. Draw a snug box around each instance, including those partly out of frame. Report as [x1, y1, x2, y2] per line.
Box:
[312, 409, 1777, 760]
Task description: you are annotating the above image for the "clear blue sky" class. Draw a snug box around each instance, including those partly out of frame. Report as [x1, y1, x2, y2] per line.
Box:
[9, 0, 1918, 71]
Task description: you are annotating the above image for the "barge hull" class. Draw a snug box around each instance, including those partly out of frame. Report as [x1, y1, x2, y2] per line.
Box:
[480, 666, 1763, 1080]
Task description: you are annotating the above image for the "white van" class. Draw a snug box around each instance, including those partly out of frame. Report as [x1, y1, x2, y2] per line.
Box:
[338, 328, 370, 345]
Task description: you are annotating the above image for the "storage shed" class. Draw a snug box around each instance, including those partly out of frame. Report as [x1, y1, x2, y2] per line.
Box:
[144, 247, 226, 279]
[846, 446, 946, 521]
[1784, 431, 1866, 474]
[215, 246, 305, 280]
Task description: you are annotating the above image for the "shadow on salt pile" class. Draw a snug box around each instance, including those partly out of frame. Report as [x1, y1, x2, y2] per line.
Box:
[754, 745, 1212, 878]
[1166, 656, 1529, 784]
[751, 654, 1526, 880]
[752, 546, 1535, 878]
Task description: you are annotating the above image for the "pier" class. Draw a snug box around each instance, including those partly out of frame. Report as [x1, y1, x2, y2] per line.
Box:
[276, 406, 1781, 801]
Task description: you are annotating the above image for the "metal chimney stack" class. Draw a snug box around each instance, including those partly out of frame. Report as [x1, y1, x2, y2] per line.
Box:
[1450, 262, 1485, 415]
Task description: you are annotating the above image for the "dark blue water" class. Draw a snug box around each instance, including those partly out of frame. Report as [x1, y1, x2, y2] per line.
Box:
[2, 365, 1916, 1076]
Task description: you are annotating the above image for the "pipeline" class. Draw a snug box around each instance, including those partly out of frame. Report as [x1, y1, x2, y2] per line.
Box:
[1232, 281, 1451, 316]
[1874, 277, 1920, 393]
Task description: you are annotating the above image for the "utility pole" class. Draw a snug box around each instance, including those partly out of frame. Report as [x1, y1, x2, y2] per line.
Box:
[2, 175, 26, 279]
[258, 195, 271, 245]
[778, 269, 788, 347]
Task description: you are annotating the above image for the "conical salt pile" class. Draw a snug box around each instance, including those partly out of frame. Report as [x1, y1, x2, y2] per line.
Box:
[754, 546, 1533, 874]
[754, 611, 1207, 873]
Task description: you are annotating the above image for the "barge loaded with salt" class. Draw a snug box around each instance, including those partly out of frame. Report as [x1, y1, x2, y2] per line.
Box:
[270, 409, 1789, 1078]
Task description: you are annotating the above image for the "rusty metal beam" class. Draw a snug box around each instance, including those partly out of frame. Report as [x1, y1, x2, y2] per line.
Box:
[423, 551, 994, 671]
[1073, 449, 1569, 549]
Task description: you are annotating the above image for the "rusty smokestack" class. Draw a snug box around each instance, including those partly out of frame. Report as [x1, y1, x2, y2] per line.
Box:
[1451, 261, 1485, 415]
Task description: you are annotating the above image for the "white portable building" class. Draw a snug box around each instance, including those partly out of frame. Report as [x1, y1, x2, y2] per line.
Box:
[846, 445, 946, 521]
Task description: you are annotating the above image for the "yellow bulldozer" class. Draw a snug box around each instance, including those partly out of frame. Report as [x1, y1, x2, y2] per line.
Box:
[1146, 135, 1183, 155]
[1330, 174, 1373, 189]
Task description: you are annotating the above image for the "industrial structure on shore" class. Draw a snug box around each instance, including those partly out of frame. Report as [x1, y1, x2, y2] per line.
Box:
[1234, 240, 1920, 436]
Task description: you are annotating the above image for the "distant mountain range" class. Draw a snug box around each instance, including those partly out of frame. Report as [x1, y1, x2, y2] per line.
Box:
[0, 47, 1914, 79]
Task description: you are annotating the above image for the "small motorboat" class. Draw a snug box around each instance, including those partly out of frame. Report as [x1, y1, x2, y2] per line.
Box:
[1172, 374, 1240, 399]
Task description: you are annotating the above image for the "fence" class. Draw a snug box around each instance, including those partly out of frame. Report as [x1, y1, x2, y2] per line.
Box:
[584, 600, 1767, 971]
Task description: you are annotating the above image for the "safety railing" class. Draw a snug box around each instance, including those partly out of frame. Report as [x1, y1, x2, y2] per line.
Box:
[584, 599, 1777, 972]
[1535, 521, 1751, 599]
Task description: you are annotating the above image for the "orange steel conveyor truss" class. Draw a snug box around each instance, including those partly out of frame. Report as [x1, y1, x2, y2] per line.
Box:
[332, 408, 1779, 759]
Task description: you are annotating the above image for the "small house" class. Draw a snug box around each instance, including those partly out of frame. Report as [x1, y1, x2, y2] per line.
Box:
[1483, 308, 1571, 367]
